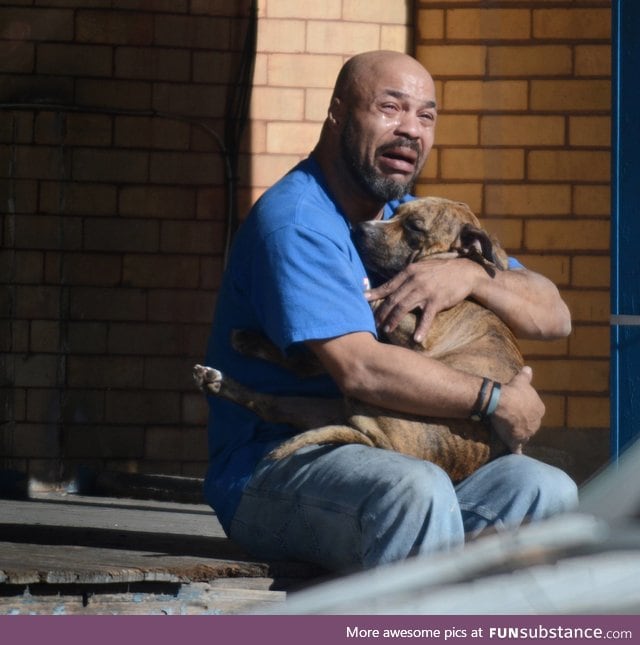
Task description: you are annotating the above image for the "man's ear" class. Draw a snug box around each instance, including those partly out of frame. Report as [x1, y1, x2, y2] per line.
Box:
[328, 97, 344, 127]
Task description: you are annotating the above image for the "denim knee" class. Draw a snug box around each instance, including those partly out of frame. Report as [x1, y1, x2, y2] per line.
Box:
[360, 457, 465, 567]
[457, 454, 578, 538]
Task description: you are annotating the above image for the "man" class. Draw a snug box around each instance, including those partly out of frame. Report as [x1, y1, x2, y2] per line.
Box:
[204, 51, 577, 571]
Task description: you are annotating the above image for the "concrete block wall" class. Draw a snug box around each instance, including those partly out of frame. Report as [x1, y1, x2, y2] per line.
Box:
[414, 0, 612, 480]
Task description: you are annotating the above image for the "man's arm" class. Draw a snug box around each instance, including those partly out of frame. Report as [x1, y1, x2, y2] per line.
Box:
[306, 331, 545, 453]
[365, 257, 571, 343]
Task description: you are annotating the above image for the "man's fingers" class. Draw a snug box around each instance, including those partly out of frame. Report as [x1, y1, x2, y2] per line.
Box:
[413, 306, 436, 343]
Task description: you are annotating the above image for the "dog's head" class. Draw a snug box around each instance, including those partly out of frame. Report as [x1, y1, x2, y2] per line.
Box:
[352, 196, 508, 280]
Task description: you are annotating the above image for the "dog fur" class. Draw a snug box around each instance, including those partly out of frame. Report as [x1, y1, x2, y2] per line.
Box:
[194, 196, 524, 482]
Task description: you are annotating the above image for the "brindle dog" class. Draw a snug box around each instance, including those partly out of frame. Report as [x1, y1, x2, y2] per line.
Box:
[194, 196, 524, 482]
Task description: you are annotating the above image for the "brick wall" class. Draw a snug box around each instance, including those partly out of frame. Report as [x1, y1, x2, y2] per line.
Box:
[414, 0, 612, 480]
[1, 0, 611, 488]
[1, 0, 256, 486]
[1, 0, 413, 488]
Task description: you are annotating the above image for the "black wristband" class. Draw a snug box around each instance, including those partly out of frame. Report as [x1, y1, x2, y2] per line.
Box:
[470, 377, 491, 421]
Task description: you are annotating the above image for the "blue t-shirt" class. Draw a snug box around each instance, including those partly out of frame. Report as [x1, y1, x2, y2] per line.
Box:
[203, 156, 523, 532]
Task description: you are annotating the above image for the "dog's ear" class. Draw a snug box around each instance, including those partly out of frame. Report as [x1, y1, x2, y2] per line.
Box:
[457, 224, 509, 274]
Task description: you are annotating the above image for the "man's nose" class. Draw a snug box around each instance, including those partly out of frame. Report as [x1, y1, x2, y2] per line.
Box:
[395, 111, 421, 139]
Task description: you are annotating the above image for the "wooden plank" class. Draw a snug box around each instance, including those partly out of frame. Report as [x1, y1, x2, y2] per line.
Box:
[0, 493, 322, 589]
[0, 582, 286, 615]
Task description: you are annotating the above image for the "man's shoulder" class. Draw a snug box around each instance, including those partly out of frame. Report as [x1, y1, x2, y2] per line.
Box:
[250, 158, 343, 235]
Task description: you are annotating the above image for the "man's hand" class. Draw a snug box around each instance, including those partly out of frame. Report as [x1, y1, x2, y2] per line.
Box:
[489, 366, 545, 454]
[366, 258, 572, 342]
[365, 257, 482, 343]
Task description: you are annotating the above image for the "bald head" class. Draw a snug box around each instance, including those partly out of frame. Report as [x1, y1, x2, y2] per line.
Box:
[331, 51, 436, 110]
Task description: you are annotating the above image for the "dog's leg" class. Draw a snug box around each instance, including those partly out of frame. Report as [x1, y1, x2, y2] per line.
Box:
[193, 365, 345, 429]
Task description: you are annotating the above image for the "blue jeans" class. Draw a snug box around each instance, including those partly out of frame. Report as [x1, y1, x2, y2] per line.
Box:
[229, 445, 578, 572]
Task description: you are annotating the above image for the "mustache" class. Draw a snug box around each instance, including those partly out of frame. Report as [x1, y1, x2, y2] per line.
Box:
[376, 137, 421, 157]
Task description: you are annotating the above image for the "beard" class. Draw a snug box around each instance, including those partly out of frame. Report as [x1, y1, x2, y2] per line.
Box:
[340, 116, 423, 202]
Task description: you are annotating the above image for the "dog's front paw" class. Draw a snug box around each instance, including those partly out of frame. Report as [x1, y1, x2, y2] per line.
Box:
[193, 364, 223, 393]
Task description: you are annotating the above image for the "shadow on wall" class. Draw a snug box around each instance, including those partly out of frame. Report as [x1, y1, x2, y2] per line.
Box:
[1, 1, 257, 489]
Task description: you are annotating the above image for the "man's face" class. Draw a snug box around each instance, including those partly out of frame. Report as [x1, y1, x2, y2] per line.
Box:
[339, 66, 437, 202]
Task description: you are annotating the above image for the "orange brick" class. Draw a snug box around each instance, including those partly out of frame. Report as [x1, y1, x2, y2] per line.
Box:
[417, 45, 487, 77]
[119, 186, 196, 219]
[574, 185, 611, 217]
[53, 253, 122, 286]
[64, 426, 144, 460]
[575, 45, 611, 77]
[4, 7, 73, 41]
[161, 220, 225, 254]
[569, 116, 611, 148]
[417, 9, 444, 40]
[114, 116, 190, 150]
[307, 21, 381, 56]
[561, 289, 610, 323]
[343, 0, 411, 25]
[518, 337, 569, 358]
[76, 79, 152, 111]
[147, 289, 214, 324]
[533, 8, 611, 40]
[68, 356, 143, 388]
[266, 0, 341, 19]
[447, 9, 530, 40]
[380, 25, 410, 53]
[123, 255, 200, 288]
[36, 43, 112, 77]
[70, 287, 147, 322]
[524, 219, 609, 252]
[305, 88, 332, 122]
[153, 83, 227, 119]
[538, 394, 565, 428]
[12, 215, 81, 250]
[267, 54, 343, 88]
[257, 19, 306, 53]
[572, 256, 610, 288]
[76, 9, 153, 44]
[250, 87, 305, 121]
[504, 254, 570, 286]
[481, 115, 565, 146]
[0, 41, 34, 73]
[150, 151, 224, 185]
[488, 45, 572, 77]
[35, 112, 112, 147]
[250, 153, 304, 187]
[486, 184, 571, 217]
[192, 51, 240, 84]
[266, 122, 320, 154]
[567, 396, 610, 428]
[570, 325, 610, 358]
[529, 358, 608, 392]
[115, 47, 190, 81]
[73, 149, 149, 183]
[154, 14, 231, 49]
[443, 80, 528, 111]
[441, 148, 524, 180]
[105, 390, 181, 424]
[482, 217, 523, 250]
[531, 80, 611, 112]
[414, 183, 483, 213]
[84, 218, 158, 252]
[528, 150, 610, 182]
[435, 115, 478, 145]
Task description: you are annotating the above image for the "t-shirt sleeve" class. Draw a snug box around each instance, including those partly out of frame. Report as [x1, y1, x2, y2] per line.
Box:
[250, 223, 376, 351]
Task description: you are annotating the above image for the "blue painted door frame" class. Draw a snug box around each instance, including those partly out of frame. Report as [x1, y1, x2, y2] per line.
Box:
[611, 0, 640, 457]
